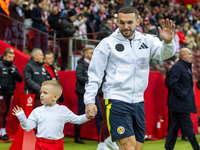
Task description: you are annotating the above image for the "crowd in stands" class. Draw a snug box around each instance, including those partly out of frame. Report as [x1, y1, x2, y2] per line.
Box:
[1, 0, 200, 71]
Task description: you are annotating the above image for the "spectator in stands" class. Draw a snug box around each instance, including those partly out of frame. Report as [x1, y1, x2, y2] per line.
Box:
[60, 3, 70, 18]
[9, 0, 25, 51]
[32, 0, 48, 53]
[145, 22, 157, 35]
[165, 48, 199, 150]
[165, 57, 189, 141]
[47, 6, 61, 37]
[97, 19, 113, 40]
[73, 13, 88, 44]
[23, 48, 47, 109]
[95, 5, 107, 32]
[176, 26, 187, 49]
[186, 30, 197, 50]
[196, 32, 200, 50]
[0, 48, 22, 141]
[22, 0, 35, 27]
[9, 0, 24, 23]
[74, 47, 102, 144]
[59, 9, 78, 70]
[194, 20, 200, 34]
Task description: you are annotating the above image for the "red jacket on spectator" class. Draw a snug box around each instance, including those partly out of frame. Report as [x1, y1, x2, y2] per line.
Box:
[176, 31, 186, 46]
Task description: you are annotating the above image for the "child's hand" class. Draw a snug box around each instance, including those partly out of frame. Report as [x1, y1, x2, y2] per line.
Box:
[12, 105, 22, 115]
[85, 103, 97, 119]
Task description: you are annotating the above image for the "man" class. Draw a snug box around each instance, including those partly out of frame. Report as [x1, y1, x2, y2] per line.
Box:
[84, 5, 176, 150]
[165, 48, 199, 150]
[165, 57, 188, 141]
[97, 19, 113, 40]
[59, 9, 78, 70]
[74, 47, 102, 144]
[0, 48, 22, 140]
[43, 51, 64, 103]
[43, 51, 58, 80]
[23, 48, 47, 109]
[47, 6, 61, 37]
[32, 0, 48, 53]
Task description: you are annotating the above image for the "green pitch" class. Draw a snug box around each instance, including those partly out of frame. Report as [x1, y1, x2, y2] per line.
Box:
[1, 135, 200, 150]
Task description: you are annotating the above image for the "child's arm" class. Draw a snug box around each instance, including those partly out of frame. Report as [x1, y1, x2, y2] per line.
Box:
[64, 106, 94, 124]
[12, 105, 37, 132]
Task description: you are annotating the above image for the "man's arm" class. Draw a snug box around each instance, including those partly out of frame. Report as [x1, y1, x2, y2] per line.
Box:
[84, 40, 110, 115]
[23, 65, 41, 92]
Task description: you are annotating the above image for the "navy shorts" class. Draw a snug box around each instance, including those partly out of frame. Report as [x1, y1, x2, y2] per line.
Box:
[104, 99, 145, 143]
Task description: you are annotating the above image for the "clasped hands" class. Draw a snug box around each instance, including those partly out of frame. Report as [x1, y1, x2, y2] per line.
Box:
[85, 103, 97, 119]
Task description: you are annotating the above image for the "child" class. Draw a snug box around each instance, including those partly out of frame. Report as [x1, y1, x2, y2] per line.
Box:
[12, 80, 95, 150]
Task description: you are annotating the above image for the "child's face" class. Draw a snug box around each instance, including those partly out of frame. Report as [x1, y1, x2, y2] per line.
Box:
[40, 85, 57, 106]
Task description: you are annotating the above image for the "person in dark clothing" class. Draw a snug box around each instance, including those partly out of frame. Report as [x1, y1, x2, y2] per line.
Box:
[165, 48, 200, 150]
[47, 6, 61, 37]
[59, 9, 78, 70]
[9, 0, 25, 51]
[43, 51, 64, 103]
[165, 57, 188, 141]
[22, 0, 35, 27]
[97, 19, 113, 40]
[32, 0, 48, 53]
[0, 48, 22, 141]
[74, 47, 102, 144]
[23, 48, 47, 109]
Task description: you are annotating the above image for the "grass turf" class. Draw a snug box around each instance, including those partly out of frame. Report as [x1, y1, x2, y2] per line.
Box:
[1, 135, 200, 150]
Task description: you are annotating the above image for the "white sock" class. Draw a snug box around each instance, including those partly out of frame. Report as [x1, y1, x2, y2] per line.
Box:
[1, 128, 6, 136]
[0, 128, 2, 136]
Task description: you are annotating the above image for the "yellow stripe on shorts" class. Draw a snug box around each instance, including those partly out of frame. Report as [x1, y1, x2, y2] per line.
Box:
[105, 99, 112, 139]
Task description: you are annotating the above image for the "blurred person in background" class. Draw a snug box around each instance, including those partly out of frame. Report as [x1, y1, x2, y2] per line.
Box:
[74, 47, 102, 144]
[32, 0, 48, 53]
[59, 9, 78, 70]
[165, 48, 199, 150]
[97, 19, 113, 40]
[0, 48, 22, 141]
[186, 30, 197, 50]
[23, 48, 47, 109]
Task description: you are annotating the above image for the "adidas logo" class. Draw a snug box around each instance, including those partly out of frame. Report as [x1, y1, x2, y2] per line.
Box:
[139, 43, 148, 49]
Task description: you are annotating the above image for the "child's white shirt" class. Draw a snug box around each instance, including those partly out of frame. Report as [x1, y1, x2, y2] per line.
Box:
[16, 104, 89, 140]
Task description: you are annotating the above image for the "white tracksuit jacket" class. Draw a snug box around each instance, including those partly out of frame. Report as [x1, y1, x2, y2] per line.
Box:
[84, 28, 176, 105]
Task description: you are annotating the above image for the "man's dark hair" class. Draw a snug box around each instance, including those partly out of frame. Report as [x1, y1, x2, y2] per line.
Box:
[44, 51, 53, 59]
[118, 6, 139, 20]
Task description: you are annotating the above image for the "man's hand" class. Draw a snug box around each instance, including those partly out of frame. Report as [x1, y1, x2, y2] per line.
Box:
[12, 105, 22, 115]
[85, 103, 97, 119]
[158, 19, 175, 44]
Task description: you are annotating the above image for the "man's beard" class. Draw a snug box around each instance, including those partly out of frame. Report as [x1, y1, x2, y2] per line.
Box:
[120, 29, 135, 38]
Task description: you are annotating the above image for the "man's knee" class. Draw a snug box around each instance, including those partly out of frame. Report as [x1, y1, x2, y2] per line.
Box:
[116, 135, 137, 150]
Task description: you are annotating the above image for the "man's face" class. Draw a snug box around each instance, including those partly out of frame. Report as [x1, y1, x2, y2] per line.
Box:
[3, 53, 15, 62]
[106, 20, 113, 28]
[44, 53, 54, 66]
[117, 13, 140, 39]
[85, 49, 93, 61]
[35, 50, 44, 63]
[184, 49, 192, 63]
[70, 15, 76, 22]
